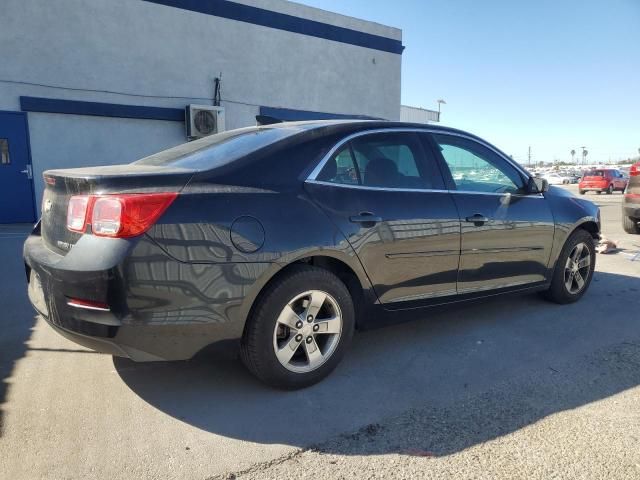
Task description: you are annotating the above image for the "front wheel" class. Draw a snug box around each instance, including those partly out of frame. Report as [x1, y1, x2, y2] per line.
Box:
[623, 215, 640, 234]
[241, 265, 355, 389]
[606, 184, 613, 195]
[579, 190, 586, 195]
[542, 229, 596, 304]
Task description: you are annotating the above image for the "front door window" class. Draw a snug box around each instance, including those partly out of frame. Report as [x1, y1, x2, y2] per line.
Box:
[432, 134, 525, 194]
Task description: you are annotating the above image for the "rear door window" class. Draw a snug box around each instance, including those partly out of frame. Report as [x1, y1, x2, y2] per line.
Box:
[317, 132, 444, 189]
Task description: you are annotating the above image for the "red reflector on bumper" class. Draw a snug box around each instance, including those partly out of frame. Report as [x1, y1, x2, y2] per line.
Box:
[67, 298, 110, 311]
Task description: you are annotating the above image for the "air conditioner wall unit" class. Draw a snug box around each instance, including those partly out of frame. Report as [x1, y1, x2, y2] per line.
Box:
[185, 104, 225, 140]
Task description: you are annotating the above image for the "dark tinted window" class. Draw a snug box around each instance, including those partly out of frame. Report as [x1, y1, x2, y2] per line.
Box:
[351, 133, 426, 188]
[135, 126, 303, 170]
[0, 139, 9, 165]
[584, 170, 605, 177]
[432, 134, 525, 194]
[317, 132, 444, 189]
[317, 145, 359, 185]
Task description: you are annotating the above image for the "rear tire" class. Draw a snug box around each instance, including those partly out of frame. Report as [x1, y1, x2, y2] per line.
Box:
[606, 184, 613, 195]
[579, 190, 586, 195]
[623, 216, 640, 234]
[541, 229, 596, 304]
[240, 265, 355, 389]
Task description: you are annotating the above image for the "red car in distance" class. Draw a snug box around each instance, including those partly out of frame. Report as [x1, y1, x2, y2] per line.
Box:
[579, 168, 628, 195]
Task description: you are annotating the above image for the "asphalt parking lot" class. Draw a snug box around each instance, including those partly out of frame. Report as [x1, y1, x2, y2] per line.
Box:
[1, 185, 639, 480]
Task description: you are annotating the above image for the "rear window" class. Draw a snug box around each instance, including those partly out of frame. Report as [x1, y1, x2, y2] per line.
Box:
[584, 170, 606, 177]
[135, 126, 303, 170]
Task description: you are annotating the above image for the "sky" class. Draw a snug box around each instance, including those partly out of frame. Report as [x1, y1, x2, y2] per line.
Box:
[296, 0, 640, 165]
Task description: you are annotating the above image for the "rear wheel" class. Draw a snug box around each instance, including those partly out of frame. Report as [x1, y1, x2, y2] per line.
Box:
[240, 265, 355, 389]
[579, 190, 586, 195]
[623, 215, 640, 234]
[542, 229, 595, 304]
[606, 184, 613, 195]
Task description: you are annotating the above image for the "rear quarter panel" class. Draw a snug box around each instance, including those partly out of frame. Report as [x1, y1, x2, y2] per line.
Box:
[145, 182, 376, 328]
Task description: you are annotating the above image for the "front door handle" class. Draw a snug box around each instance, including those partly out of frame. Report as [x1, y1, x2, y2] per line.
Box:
[349, 212, 382, 226]
[465, 213, 489, 225]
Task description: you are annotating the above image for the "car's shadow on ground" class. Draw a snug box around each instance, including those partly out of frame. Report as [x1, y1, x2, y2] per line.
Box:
[0, 228, 35, 437]
[114, 270, 640, 456]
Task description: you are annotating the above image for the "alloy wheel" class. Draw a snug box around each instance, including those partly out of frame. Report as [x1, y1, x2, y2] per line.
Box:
[564, 242, 591, 294]
[272, 290, 342, 373]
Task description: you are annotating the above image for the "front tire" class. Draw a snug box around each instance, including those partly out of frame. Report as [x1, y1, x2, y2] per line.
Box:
[579, 190, 586, 195]
[623, 215, 640, 234]
[542, 229, 596, 304]
[240, 265, 355, 389]
[606, 184, 613, 195]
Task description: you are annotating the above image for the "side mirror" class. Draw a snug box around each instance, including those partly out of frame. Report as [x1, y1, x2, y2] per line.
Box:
[528, 176, 549, 194]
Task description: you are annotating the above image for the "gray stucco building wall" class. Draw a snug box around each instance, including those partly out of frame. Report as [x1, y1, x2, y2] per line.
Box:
[0, 0, 402, 215]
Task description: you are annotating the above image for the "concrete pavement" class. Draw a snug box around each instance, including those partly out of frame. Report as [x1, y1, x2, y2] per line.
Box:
[1, 186, 639, 479]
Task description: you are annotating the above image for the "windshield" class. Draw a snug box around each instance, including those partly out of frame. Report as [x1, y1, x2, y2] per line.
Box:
[135, 125, 305, 170]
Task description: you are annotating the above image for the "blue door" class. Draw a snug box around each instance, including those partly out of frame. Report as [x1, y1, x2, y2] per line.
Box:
[0, 112, 35, 223]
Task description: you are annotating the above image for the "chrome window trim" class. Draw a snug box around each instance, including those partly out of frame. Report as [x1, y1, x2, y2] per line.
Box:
[306, 179, 450, 194]
[306, 127, 534, 183]
[305, 179, 544, 198]
[450, 189, 544, 198]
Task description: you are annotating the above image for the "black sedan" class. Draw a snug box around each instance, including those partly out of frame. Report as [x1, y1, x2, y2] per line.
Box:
[24, 121, 600, 389]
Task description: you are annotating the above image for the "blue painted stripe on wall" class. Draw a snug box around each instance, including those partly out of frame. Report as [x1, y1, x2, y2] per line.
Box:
[20, 96, 185, 122]
[259, 106, 382, 121]
[144, 0, 404, 54]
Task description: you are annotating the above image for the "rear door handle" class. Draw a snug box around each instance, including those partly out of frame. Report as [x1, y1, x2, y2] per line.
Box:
[349, 212, 382, 225]
[465, 213, 489, 225]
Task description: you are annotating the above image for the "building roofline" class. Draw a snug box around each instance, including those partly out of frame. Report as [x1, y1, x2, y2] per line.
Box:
[143, 0, 404, 54]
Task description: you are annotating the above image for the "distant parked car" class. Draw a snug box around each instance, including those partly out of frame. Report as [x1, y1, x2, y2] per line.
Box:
[579, 168, 628, 195]
[622, 162, 640, 234]
[543, 173, 570, 185]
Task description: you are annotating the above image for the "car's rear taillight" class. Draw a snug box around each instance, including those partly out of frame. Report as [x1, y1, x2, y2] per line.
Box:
[91, 193, 178, 237]
[630, 163, 640, 177]
[67, 196, 90, 232]
[66, 193, 177, 238]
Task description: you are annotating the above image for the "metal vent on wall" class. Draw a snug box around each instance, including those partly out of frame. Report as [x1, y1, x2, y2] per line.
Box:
[185, 105, 225, 140]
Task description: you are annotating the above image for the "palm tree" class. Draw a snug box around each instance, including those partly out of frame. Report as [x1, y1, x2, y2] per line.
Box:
[570, 149, 576, 164]
[583, 149, 588, 164]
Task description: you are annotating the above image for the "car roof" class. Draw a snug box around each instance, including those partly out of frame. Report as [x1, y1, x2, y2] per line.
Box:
[264, 119, 498, 150]
[272, 119, 479, 137]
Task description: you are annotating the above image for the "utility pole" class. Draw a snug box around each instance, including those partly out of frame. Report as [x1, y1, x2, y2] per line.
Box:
[436, 99, 446, 122]
[528, 146, 531, 166]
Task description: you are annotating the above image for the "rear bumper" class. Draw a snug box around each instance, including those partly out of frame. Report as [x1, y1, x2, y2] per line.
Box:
[24, 232, 272, 361]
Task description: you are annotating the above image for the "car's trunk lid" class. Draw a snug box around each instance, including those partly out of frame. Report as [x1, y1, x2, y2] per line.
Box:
[41, 164, 193, 255]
